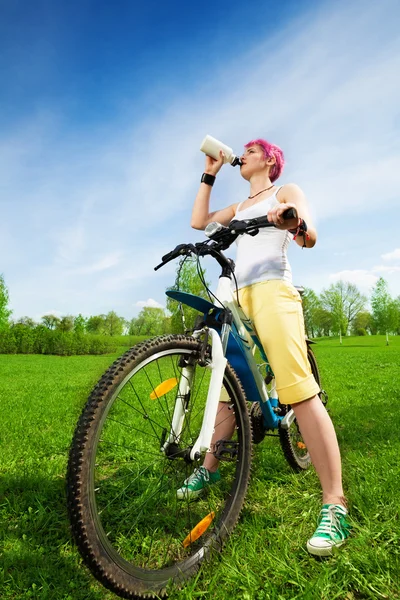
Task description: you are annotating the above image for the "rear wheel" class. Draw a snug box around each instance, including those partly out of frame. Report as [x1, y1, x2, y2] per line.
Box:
[67, 334, 252, 599]
[278, 347, 322, 471]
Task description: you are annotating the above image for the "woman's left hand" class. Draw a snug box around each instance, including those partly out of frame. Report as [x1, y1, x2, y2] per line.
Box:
[267, 202, 300, 230]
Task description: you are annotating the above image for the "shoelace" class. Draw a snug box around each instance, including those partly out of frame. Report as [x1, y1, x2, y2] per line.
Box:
[314, 506, 347, 540]
[185, 466, 209, 486]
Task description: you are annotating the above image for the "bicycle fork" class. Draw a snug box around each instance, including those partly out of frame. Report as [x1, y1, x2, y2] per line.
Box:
[162, 329, 227, 462]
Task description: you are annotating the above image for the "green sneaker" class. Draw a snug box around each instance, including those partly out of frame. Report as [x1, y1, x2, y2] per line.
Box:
[177, 466, 221, 501]
[307, 504, 351, 557]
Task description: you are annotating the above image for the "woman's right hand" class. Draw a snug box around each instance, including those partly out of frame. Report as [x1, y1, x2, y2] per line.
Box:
[205, 150, 225, 176]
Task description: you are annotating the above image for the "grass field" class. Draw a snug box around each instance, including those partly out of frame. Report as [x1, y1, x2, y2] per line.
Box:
[1, 336, 399, 600]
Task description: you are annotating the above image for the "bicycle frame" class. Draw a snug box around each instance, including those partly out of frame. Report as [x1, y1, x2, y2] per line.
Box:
[166, 274, 288, 461]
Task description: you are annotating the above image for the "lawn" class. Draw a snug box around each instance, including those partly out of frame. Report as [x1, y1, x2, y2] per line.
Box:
[1, 336, 399, 600]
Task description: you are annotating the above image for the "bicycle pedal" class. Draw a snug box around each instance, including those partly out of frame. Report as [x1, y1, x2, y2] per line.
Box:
[213, 440, 239, 462]
[320, 389, 329, 406]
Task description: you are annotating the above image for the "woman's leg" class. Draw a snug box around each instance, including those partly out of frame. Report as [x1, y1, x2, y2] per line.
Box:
[203, 401, 236, 472]
[292, 395, 345, 505]
[176, 401, 236, 499]
[242, 281, 345, 504]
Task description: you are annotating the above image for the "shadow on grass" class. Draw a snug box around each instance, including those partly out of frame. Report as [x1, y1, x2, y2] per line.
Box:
[1, 472, 112, 600]
[333, 344, 379, 348]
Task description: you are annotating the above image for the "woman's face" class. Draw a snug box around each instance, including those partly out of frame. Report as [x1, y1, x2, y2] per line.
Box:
[240, 145, 274, 181]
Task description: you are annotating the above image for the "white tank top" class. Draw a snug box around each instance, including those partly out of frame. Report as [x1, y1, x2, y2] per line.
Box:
[233, 187, 293, 289]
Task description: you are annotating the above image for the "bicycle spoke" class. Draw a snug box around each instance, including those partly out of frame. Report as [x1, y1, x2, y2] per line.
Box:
[156, 358, 174, 425]
[97, 461, 156, 514]
[142, 365, 175, 429]
[126, 382, 166, 440]
[106, 415, 161, 442]
[99, 438, 164, 460]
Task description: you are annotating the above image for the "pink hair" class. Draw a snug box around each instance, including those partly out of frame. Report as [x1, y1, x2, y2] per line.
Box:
[244, 138, 285, 182]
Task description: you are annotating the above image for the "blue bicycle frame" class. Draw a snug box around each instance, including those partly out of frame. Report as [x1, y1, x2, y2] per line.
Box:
[166, 277, 284, 432]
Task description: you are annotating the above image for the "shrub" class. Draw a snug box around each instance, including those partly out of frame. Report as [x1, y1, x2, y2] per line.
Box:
[0, 326, 119, 356]
[355, 327, 367, 336]
[0, 327, 17, 353]
[50, 331, 77, 356]
[74, 334, 90, 355]
[12, 324, 35, 353]
[88, 336, 118, 355]
[33, 326, 53, 354]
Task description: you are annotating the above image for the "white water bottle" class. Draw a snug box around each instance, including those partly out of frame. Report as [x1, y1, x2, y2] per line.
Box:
[200, 135, 242, 166]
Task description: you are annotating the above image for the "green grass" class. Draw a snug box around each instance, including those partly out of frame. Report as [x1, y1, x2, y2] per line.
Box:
[1, 336, 400, 600]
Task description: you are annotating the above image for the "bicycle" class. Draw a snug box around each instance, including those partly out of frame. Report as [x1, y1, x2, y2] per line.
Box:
[67, 208, 327, 599]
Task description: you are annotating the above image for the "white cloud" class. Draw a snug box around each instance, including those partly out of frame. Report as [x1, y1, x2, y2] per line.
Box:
[329, 265, 400, 297]
[135, 298, 164, 309]
[70, 252, 122, 275]
[372, 265, 400, 274]
[329, 270, 378, 293]
[381, 248, 400, 261]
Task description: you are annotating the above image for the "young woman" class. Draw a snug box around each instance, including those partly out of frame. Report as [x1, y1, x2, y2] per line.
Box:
[177, 139, 351, 557]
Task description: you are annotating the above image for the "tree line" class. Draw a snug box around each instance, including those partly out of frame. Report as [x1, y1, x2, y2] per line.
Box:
[0, 265, 399, 355]
[302, 278, 400, 342]
[0, 261, 209, 338]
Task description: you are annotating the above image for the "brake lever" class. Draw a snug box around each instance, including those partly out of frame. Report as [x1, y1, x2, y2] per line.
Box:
[155, 243, 197, 271]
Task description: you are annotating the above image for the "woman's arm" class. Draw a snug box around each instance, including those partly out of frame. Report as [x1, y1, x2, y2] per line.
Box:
[267, 183, 317, 248]
[191, 151, 238, 230]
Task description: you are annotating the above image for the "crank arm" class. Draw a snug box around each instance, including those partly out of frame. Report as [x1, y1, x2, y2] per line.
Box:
[280, 408, 295, 430]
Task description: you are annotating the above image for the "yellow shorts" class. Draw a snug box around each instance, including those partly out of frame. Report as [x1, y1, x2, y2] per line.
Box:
[221, 279, 320, 405]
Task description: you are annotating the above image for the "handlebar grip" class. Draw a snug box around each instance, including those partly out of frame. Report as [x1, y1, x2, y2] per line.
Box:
[282, 207, 297, 220]
[161, 244, 187, 262]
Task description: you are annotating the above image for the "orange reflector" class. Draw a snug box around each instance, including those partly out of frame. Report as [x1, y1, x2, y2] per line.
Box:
[182, 511, 215, 548]
[150, 378, 178, 400]
[297, 442, 306, 450]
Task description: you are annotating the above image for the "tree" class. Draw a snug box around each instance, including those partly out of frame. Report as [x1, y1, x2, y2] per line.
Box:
[351, 310, 372, 336]
[301, 288, 321, 338]
[42, 314, 61, 330]
[86, 315, 106, 334]
[74, 314, 87, 334]
[0, 274, 12, 329]
[320, 281, 366, 343]
[129, 307, 168, 336]
[103, 311, 125, 336]
[16, 316, 36, 328]
[395, 296, 400, 335]
[313, 307, 333, 337]
[371, 277, 398, 344]
[166, 258, 210, 333]
[57, 315, 75, 333]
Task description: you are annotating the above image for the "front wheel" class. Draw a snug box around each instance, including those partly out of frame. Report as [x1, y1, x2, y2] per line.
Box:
[67, 334, 252, 599]
[278, 347, 322, 471]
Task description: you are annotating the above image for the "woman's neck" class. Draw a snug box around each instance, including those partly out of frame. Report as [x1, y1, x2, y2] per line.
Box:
[249, 174, 273, 197]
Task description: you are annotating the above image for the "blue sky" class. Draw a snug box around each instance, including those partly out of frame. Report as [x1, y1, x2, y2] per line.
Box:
[1, 0, 400, 321]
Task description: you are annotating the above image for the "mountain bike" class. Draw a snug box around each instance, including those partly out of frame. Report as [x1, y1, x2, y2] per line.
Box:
[67, 209, 327, 599]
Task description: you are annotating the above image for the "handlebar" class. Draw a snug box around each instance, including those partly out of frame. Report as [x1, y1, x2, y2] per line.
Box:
[154, 207, 299, 271]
